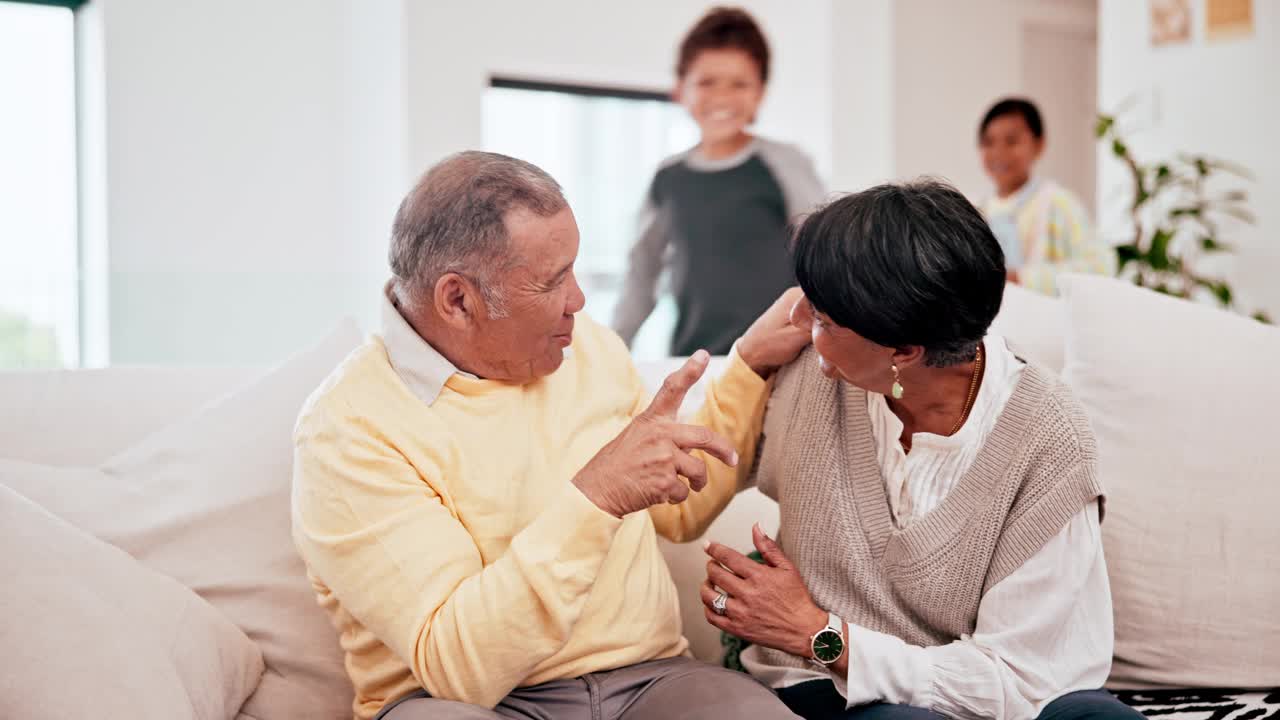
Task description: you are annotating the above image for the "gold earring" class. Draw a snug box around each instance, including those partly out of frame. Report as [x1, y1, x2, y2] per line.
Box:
[891, 364, 904, 399]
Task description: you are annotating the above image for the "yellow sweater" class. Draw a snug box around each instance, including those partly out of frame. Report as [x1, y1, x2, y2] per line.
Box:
[292, 315, 769, 719]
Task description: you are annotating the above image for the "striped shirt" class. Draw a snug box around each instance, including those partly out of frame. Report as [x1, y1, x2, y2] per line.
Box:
[981, 179, 1116, 296]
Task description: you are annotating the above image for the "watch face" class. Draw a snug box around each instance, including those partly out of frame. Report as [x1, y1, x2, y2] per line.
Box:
[812, 629, 844, 664]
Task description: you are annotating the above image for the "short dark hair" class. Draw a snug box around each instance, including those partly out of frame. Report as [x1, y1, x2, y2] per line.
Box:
[792, 179, 1006, 367]
[677, 7, 770, 83]
[979, 97, 1044, 140]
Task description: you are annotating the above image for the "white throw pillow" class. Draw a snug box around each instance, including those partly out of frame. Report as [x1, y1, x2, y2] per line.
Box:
[1, 319, 362, 719]
[989, 282, 1066, 374]
[1060, 274, 1280, 688]
[0, 483, 265, 719]
[0, 365, 257, 466]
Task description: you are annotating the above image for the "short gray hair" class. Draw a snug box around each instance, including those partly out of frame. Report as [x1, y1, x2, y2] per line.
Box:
[389, 151, 568, 317]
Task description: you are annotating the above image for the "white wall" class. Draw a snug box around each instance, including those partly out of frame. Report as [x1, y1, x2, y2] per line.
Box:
[888, 0, 1098, 204]
[108, 1, 1255, 365]
[1098, 0, 1280, 319]
[830, 0, 896, 194]
[402, 1, 833, 180]
[93, 0, 408, 365]
[90, 0, 833, 365]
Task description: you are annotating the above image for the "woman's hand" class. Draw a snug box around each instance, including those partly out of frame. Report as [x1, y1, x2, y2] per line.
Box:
[700, 523, 828, 658]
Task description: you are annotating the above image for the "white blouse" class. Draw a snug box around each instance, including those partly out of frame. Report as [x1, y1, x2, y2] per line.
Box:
[742, 336, 1113, 720]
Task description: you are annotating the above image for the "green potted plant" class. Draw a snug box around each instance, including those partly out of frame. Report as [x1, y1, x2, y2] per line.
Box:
[1095, 112, 1269, 323]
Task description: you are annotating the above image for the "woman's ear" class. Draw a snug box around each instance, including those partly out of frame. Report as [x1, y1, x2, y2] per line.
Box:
[891, 345, 927, 370]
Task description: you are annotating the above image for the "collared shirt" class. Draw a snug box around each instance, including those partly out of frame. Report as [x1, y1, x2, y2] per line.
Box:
[379, 281, 471, 406]
[871, 335, 1023, 528]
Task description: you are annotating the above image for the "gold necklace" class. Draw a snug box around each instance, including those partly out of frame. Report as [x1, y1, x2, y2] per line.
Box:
[948, 345, 984, 436]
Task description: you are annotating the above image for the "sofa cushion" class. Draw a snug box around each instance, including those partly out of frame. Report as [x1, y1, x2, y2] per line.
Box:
[989, 282, 1066, 374]
[0, 482, 264, 720]
[0, 319, 362, 719]
[1060, 275, 1280, 688]
[0, 365, 256, 466]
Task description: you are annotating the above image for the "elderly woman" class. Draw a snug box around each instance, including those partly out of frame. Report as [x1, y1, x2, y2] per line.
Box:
[698, 180, 1142, 720]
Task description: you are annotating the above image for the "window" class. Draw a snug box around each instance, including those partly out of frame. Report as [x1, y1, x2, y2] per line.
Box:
[482, 78, 698, 360]
[0, 1, 81, 368]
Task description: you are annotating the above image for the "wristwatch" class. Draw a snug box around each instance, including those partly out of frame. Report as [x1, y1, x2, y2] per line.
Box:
[809, 612, 846, 666]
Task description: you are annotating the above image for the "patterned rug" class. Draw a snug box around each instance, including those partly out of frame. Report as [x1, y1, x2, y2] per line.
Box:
[1114, 689, 1280, 720]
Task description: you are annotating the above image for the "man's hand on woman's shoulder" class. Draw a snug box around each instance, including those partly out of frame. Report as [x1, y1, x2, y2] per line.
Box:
[736, 287, 812, 379]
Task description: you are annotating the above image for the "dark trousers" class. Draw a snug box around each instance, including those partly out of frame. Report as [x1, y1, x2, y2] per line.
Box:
[777, 680, 1146, 720]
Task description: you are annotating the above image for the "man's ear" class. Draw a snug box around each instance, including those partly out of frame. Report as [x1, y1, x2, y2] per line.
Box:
[434, 273, 482, 331]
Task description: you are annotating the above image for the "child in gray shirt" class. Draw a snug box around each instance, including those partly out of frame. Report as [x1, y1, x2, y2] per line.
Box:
[613, 8, 824, 356]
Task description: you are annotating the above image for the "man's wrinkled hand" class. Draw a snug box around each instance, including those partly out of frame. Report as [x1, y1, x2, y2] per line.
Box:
[573, 351, 739, 517]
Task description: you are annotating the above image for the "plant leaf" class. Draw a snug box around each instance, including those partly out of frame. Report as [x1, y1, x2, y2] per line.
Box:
[1181, 154, 1255, 179]
[1217, 205, 1257, 224]
[1147, 229, 1173, 271]
[1253, 310, 1273, 325]
[1209, 281, 1233, 306]
[1116, 244, 1141, 271]
[1201, 236, 1233, 253]
[1095, 114, 1115, 138]
[1112, 139, 1128, 158]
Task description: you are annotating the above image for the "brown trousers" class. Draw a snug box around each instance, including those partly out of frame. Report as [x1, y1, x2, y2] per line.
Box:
[375, 656, 799, 720]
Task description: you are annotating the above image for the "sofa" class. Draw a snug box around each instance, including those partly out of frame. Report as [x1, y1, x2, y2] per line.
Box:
[1, 274, 1276, 720]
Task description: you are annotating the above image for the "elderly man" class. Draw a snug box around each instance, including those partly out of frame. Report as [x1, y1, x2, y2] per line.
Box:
[292, 151, 810, 720]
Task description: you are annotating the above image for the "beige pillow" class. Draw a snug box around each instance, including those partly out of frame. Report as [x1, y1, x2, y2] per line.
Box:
[1060, 274, 1280, 688]
[1, 320, 362, 719]
[0, 483, 264, 719]
[989, 282, 1066, 374]
[0, 365, 256, 466]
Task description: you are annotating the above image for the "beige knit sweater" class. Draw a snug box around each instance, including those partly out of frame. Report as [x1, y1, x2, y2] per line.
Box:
[750, 347, 1104, 673]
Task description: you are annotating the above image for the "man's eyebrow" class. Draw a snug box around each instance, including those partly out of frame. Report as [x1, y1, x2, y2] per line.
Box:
[547, 261, 574, 282]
